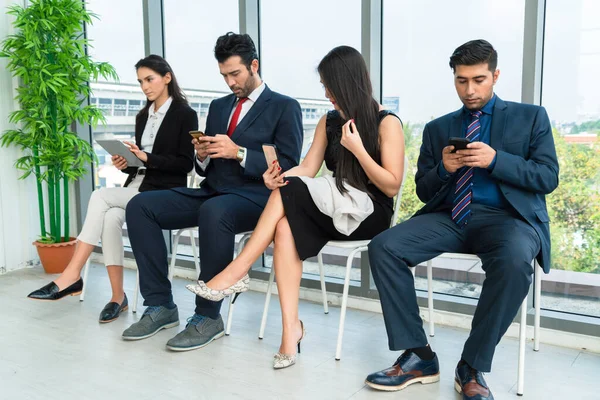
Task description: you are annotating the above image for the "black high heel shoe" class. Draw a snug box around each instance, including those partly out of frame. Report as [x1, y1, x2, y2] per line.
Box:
[27, 278, 84, 301]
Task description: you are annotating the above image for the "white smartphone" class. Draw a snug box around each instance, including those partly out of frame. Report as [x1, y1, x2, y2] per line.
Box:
[262, 144, 279, 166]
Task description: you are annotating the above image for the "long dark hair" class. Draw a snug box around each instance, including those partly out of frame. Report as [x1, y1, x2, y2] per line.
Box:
[134, 55, 187, 122]
[318, 46, 380, 195]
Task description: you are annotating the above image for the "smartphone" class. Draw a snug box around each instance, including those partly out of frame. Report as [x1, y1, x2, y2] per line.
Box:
[189, 130, 205, 139]
[449, 137, 471, 153]
[262, 144, 279, 166]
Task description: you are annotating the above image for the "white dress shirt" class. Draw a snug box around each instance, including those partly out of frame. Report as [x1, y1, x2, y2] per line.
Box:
[129, 97, 172, 189]
[197, 82, 266, 170]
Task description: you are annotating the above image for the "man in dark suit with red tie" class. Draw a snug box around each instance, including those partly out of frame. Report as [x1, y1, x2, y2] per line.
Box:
[365, 40, 559, 400]
[122, 32, 303, 351]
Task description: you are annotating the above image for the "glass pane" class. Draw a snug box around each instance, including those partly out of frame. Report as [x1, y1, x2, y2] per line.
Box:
[542, 0, 600, 318]
[163, 0, 240, 257]
[260, 0, 363, 284]
[382, 0, 526, 299]
[86, 0, 145, 190]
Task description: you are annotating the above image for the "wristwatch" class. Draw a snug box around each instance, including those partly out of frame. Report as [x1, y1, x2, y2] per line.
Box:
[236, 146, 246, 163]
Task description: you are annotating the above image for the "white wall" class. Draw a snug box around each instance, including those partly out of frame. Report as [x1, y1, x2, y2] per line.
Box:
[0, 0, 40, 273]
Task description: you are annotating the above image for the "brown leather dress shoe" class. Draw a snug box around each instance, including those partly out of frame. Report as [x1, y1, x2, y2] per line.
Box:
[454, 360, 494, 400]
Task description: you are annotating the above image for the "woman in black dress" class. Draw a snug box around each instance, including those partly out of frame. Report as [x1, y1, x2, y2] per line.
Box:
[187, 46, 405, 368]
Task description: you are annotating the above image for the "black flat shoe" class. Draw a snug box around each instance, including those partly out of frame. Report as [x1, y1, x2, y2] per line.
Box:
[27, 278, 84, 301]
[99, 294, 129, 323]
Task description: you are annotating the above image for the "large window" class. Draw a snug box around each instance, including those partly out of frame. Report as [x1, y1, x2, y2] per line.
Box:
[542, 0, 600, 317]
[382, 0, 526, 299]
[259, 0, 363, 284]
[161, 1, 240, 259]
[86, 0, 145, 190]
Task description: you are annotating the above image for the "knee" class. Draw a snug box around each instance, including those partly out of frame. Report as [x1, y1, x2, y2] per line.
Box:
[104, 208, 125, 230]
[274, 217, 292, 243]
[489, 252, 534, 284]
[125, 193, 148, 222]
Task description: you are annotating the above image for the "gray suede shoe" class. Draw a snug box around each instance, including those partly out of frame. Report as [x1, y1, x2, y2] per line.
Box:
[166, 314, 225, 352]
[122, 305, 179, 341]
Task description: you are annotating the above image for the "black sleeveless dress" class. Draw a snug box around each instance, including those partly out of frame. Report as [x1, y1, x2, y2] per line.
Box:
[279, 110, 400, 260]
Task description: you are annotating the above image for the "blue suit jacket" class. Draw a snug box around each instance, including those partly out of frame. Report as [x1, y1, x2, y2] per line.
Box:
[174, 85, 303, 208]
[414, 97, 559, 272]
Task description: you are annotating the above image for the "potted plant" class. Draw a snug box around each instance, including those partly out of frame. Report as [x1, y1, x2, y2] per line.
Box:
[0, 0, 117, 273]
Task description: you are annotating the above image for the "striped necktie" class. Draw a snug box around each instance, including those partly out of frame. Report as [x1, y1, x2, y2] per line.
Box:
[452, 110, 483, 227]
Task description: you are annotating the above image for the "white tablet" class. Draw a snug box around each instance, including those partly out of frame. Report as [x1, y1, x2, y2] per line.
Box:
[95, 139, 144, 168]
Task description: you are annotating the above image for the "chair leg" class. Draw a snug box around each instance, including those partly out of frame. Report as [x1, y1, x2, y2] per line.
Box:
[427, 260, 435, 337]
[534, 261, 541, 352]
[258, 268, 276, 339]
[335, 248, 362, 361]
[517, 294, 527, 396]
[168, 230, 183, 282]
[132, 268, 140, 313]
[318, 253, 329, 314]
[225, 294, 235, 336]
[190, 230, 200, 277]
[79, 260, 90, 302]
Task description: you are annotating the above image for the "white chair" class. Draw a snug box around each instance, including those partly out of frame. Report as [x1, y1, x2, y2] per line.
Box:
[80, 171, 201, 312]
[255, 156, 410, 360]
[415, 254, 543, 396]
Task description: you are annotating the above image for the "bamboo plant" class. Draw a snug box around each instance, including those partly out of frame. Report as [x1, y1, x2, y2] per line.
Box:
[0, 0, 117, 243]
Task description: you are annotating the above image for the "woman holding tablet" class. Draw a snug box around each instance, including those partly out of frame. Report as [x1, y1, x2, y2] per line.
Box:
[28, 55, 197, 324]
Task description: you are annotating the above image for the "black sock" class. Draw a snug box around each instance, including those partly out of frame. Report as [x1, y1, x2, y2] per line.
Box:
[410, 345, 435, 360]
[162, 301, 177, 310]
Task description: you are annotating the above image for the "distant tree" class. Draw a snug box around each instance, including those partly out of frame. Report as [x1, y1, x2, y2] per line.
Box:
[397, 122, 424, 222]
[547, 128, 600, 273]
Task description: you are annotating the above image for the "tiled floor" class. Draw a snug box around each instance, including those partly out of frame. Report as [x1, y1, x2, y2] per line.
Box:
[1, 265, 599, 400]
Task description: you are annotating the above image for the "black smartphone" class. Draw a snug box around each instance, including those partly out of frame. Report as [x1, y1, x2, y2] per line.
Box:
[449, 137, 471, 153]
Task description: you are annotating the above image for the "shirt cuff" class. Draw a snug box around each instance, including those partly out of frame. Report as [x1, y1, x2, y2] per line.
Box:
[438, 162, 451, 181]
[487, 154, 497, 172]
[239, 150, 247, 168]
[196, 155, 210, 170]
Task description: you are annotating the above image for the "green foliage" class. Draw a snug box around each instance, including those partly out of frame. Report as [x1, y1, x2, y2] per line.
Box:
[397, 122, 425, 222]
[547, 128, 600, 273]
[0, 0, 118, 243]
[570, 120, 600, 134]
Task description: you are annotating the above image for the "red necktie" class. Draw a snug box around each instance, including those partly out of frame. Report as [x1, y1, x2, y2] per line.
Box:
[226, 97, 249, 137]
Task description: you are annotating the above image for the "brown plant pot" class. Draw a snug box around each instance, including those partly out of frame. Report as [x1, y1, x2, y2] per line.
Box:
[33, 237, 78, 274]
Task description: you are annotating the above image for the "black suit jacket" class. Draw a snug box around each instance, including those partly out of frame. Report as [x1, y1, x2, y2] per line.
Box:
[123, 101, 197, 191]
[414, 97, 559, 272]
[175, 85, 304, 208]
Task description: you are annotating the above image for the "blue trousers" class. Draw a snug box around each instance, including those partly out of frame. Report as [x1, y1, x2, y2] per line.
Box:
[368, 205, 540, 372]
[126, 188, 263, 319]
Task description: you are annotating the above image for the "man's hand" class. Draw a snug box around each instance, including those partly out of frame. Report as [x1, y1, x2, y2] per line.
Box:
[198, 135, 239, 160]
[111, 155, 128, 170]
[442, 146, 465, 173]
[457, 142, 496, 169]
[192, 137, 209, 161]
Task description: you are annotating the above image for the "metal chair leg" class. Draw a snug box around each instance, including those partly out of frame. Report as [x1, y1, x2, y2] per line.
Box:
[258, 268, 276, 339]
[318, 253, 329, 314]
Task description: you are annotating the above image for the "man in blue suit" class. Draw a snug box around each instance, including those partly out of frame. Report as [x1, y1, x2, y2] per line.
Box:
[365, 40, 558, 399]
[122, 33, 303, 351]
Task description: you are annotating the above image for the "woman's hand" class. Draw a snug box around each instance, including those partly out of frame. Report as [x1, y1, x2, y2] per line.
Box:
[123, 141, 148, 162]
[263, 161, 287, 190]
[112, 155, 128, 170]
[340, 119, 365, 156]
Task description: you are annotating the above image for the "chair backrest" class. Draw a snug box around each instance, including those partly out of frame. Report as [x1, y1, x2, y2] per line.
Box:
[390, 155, 410, 228]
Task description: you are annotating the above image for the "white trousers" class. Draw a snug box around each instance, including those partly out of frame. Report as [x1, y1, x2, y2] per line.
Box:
[77, 181, 141, 267]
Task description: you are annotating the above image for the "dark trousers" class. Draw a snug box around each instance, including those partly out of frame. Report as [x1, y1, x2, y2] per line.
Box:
[126, 188, 263, 319]
[368, 204, 540, 372]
